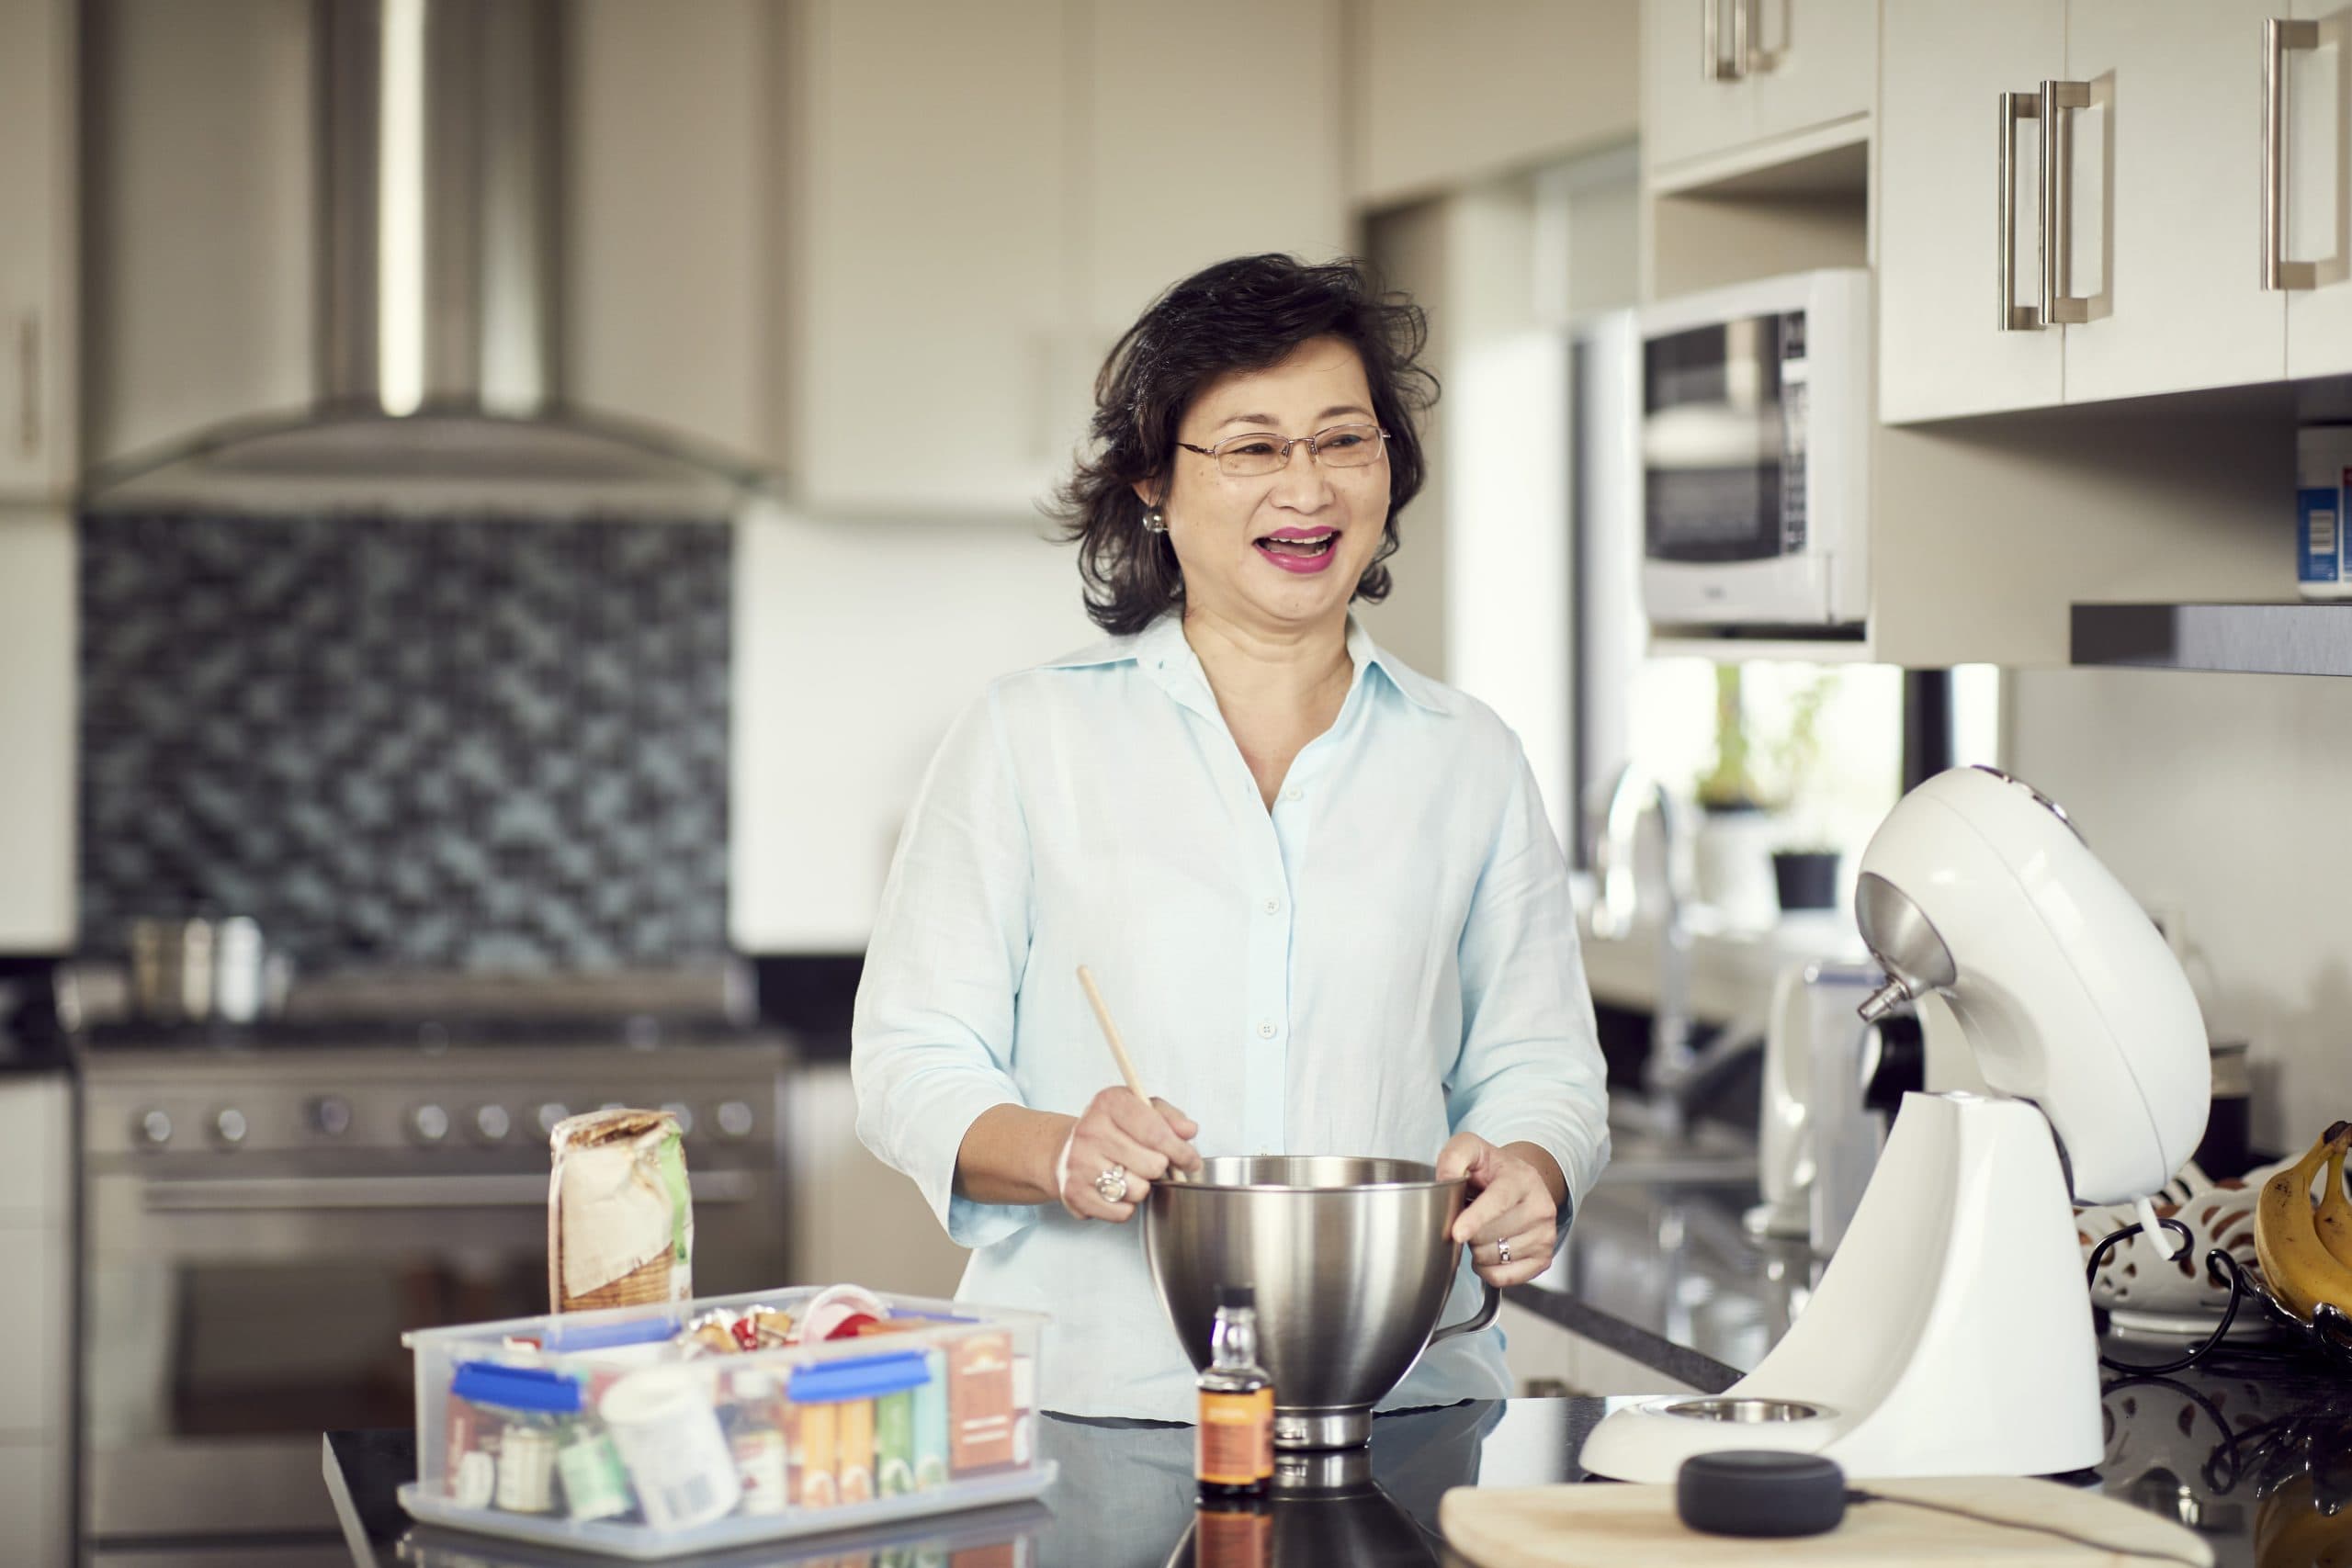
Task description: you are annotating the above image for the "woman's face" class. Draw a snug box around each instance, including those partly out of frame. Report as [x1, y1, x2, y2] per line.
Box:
[1140, 335, 1391, 638]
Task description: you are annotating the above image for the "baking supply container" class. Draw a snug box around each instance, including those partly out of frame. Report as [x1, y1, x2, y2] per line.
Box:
[549, 1109, 695, 1313]
[401, 1289, 1052, 1559]
[2299, 424, 2352, 599]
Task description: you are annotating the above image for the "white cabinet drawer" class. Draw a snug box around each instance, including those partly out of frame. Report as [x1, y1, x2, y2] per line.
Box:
[0, 1076, 67, 1222]
[0, 1225, 65, 1434]
[0, 1438, 68, 1567]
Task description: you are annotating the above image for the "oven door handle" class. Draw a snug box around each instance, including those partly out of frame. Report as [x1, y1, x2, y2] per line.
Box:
[138, 1168, 761, 1212]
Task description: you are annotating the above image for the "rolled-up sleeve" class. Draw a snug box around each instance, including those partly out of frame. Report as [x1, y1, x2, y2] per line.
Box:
[852, 684, 1041, 1249]
[1446, 749, 1612, 1235]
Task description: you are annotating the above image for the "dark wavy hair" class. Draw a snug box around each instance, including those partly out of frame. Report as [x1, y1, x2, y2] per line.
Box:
[1050, 254, 1438, 636]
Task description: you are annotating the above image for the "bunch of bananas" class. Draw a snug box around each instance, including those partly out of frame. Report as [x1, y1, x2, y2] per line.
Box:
[2252, 1119, 2352, 1325]
[2256, 1473, 2352, 1568]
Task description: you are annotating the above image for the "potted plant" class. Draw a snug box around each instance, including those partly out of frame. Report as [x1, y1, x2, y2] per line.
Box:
[1690, 666, 1781, 927]
[1766, 671, 1843, 912]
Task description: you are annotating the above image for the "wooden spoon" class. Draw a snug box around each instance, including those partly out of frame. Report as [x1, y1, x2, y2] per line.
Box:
[1076, 964, 1192, 1183]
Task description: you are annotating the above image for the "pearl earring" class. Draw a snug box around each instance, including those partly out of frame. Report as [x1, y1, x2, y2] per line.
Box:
[1143, 507, 1168, 534]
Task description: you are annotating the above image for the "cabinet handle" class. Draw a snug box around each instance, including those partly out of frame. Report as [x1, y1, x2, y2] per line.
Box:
[2266, 14, 2350, 291]
[1701, 0, 1740, 82]
[1998, 91, 2043, 332]
[14, 313, 36, 459]
[2038, 77, 2110, 327]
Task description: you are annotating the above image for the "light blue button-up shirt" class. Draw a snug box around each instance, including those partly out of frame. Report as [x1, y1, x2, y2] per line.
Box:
[852, 612, 1611, 1420]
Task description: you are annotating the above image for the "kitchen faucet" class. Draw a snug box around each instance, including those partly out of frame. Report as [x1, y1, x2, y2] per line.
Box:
[1588, 761, 1753, 1140]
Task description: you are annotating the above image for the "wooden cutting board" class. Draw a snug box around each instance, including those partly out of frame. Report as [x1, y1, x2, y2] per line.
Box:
[1441, 1478, 2213, 1567]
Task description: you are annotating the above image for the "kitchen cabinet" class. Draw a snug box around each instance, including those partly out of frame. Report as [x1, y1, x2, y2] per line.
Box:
[567, 0, 766, 457]
[2285, 0, 2352, 378]
[784, 0, 1350, 517]
[0, 1076, 71, 1568]
[2061, 0, 2284, 403]
[1352, 1, 1639, 208]
[0, 0, 75, 500]
[1643, 0, 1873, 178]
[1877, 0, 2065, 423]
[1881, 1, 2291, 422]
[0, 510, 74, 953]
[784, 0, 1073, 517]
[1084, 2, 1346, 343]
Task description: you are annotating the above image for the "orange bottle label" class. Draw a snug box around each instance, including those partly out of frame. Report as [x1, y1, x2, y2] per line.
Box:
[1197, 1387, 1274, 1485]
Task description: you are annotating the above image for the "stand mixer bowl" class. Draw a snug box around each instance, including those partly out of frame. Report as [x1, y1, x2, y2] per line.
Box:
[1142, 1156, 1500, 1450]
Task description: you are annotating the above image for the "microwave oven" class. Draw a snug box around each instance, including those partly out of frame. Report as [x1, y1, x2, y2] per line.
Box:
[1638, 268, 1871, 632]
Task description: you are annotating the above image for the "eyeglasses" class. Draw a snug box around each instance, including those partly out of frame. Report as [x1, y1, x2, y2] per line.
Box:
[1176, 423, 1391, 479]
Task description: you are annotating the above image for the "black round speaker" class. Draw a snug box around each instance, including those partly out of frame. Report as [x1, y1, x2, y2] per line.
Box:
[1676, 1451, 1849, 1539]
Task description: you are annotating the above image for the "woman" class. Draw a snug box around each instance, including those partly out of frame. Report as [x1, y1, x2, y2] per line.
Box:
[853, 254, 1610, 1421]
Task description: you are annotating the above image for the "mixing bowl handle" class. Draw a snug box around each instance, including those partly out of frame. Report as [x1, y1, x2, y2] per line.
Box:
[1428, 1280, 1501, 1346]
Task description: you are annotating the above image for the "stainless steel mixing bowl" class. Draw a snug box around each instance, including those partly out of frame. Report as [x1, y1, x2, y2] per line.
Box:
[1142, 1156, 1499, 1450]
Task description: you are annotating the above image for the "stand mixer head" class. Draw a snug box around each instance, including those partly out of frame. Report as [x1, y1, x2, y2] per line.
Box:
[1849, 766, 2209, 1205]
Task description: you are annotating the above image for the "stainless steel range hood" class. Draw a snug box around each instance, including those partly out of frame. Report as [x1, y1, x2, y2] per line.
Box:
[85, 0, 765, 515]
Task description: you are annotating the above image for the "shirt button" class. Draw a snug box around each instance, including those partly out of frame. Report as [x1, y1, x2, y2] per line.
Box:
[1256, 1021, 1276, 1040]
[1262, 897, 1282, 916]
[1283, 786, 1303, 803]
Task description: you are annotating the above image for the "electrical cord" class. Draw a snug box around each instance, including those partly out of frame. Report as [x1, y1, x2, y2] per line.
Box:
[2083, 1215, 2253, 1375]
[1846, 1489, 2209, 1567]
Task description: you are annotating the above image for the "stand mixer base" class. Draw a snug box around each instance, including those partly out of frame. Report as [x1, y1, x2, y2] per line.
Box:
[1275, 1409, 1373, 1450]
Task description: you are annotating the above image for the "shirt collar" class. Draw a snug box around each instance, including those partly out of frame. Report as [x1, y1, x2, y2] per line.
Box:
[1043, 614, 1452, 716]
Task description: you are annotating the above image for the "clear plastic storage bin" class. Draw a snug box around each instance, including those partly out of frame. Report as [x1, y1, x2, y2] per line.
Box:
[400, 1289, 1055, 1561]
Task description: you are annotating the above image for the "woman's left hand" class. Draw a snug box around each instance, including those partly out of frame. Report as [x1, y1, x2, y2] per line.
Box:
[1437, 1134, 1560, 1288]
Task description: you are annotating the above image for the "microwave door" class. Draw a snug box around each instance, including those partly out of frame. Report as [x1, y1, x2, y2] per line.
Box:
[1640, 310, 1835, 626]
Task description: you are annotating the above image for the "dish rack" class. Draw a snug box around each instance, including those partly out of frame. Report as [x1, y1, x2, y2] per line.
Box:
[400, 1288, 1055, 1561]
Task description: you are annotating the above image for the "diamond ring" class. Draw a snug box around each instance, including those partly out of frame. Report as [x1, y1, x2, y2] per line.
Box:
[1095, 1163, 1130, 1204]
[1498, 1237, 1512, 1265]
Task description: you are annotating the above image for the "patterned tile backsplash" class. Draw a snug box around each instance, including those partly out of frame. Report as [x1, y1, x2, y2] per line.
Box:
[78, 512, 732, 972]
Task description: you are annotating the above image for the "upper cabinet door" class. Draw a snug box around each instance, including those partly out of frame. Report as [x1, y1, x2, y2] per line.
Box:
[1355, 0, 1637, 206]
[0, 0, 74, 501]
[1085, 1, 1346, 341]
[2063, 0, 2284, 403]
[1749, 0, 1877, 145]
[789, 0, 1072, 517]
[2285, 0, 2352, 378]
[1642, 0, 1760, 170]
[1878, 0, 2065, 423]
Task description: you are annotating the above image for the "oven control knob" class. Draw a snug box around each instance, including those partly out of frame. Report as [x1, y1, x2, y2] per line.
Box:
[473, 1104, 512, 1144]
[309, 1096, 353, 1138]
[715, 1100, 755, 1140]
[211, 1108, 248, 1147]
[535, 1102, 571, 1138]
[660, 1102, 695, 1138]
[134, 1109, 173, 1148]
[410, 1103, 451, 1145]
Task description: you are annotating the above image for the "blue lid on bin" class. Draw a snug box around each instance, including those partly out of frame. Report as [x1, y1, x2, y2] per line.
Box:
[452, 1361, 585, 1414]
[786, 1349, 933, 1404]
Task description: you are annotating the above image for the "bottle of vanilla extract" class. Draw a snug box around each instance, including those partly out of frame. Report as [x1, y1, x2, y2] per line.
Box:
[1195, 1284, 1274, 1498]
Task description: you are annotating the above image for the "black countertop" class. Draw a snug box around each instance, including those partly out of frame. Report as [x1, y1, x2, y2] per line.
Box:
[328, 1345, 2352, 1568]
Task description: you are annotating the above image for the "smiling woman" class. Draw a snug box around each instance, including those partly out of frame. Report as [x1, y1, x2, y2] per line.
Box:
[1052, 254, 1436, 637]
[851, 254, 1611, 1423]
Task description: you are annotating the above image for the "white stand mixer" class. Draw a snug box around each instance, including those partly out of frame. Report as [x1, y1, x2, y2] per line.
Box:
[1579, 766, 2211, 1482]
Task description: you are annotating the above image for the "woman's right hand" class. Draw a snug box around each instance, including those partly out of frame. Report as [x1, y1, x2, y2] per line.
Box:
[1054, 1088, 1203, 1222]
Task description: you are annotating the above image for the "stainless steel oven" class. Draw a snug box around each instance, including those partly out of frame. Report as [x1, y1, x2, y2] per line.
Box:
[74, 972, 789, 1566]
